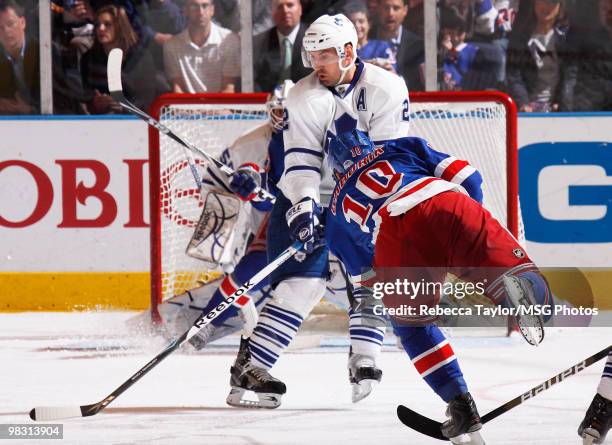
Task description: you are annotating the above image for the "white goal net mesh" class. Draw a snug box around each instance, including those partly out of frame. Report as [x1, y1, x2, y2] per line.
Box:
[151, 94, 520, 319]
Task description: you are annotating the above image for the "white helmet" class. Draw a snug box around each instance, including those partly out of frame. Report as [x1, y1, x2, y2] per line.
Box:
[301, 14, 358, 81]
[266, 80, 294, 131]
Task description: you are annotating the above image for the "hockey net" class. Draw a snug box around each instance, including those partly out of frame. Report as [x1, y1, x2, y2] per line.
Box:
[149, 91, 520, 333]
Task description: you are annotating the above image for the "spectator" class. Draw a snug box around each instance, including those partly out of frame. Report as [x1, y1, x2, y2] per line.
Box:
[343, 0, 396, 73]
[140, 0, 184, 44]
[91, 1, 150, 45]
[203, 0, 275, 35]
[372, 0, 424, 90]
[566, 0, 612, 111]
[439, 4, 499, 90]
[81, 4, 168, 114]
[0, 0, 38, 114]
[440, 0, 517, 83]
[252, 0, 311, 92]
[137, 0, 185, 70]
[163, 0, 240, 93]
[506, 0, 575, 112]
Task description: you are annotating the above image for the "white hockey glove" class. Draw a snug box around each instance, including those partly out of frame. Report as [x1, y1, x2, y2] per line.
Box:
[285, 197, 326, 254]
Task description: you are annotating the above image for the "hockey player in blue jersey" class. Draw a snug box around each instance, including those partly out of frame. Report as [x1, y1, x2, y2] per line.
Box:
[325, 129, 554, 444]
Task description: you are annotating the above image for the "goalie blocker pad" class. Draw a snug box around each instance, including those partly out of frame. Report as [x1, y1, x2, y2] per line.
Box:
[186, 191, 249, 268]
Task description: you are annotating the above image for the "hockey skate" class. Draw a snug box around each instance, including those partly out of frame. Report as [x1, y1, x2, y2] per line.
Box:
[502, 275, 544, 346]
[441, 392, 485, 445]
[226, 337, 286, 409]
[348, 348, 382, 403]
[578, 393, 612, 444]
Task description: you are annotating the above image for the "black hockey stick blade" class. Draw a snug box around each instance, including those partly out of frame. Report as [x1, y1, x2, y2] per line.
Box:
[397, 344, 612, 441]
[397, 405, 448, 441]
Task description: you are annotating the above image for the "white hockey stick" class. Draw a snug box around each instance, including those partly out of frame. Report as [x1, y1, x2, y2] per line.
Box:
[106, 48, 275, 203]
[29, 240, 303, 422]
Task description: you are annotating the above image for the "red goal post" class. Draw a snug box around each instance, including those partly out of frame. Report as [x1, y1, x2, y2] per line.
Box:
[148, 91, 519, 319]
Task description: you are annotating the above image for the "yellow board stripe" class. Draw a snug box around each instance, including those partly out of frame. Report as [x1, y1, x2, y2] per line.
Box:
[0, 269, 610, 311]
[0, 272, 150, 311]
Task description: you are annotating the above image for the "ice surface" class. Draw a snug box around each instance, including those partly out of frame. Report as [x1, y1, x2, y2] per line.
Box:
[0, 312, 610, 444]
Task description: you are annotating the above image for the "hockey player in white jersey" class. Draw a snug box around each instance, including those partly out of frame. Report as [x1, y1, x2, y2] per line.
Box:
[225, 14, 413, 409]
[280, 13, 412, 389]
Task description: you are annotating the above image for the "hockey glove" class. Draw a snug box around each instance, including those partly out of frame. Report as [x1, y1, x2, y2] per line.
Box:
[285, 197, 326, 254]
[229, 163, 262, 201]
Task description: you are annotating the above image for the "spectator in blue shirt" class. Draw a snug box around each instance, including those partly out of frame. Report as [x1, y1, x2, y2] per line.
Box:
[440, 10, 478, 90]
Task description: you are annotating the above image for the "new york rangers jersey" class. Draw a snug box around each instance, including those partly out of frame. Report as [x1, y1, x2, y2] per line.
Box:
[278, 60, 411, 207]
[325, 137, 483, 279]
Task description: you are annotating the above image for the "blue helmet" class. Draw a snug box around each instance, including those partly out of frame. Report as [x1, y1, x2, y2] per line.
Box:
[327, 129, 376, 176]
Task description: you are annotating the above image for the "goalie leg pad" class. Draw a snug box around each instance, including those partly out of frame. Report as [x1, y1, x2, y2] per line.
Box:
[248, 277, 326, 369]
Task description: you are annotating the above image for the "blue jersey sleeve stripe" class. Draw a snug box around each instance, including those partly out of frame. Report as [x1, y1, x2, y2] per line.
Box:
[285, 147, 324, 158]
[285, 165, 321, 174]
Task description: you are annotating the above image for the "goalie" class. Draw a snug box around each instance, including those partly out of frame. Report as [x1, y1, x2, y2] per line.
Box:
[153, 83, 293, 347]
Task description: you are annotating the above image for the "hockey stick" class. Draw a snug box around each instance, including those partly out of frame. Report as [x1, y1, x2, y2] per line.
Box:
[106, 48, 275, 203]
[29, 240, 303, 422]
[397, 344, 612, 441]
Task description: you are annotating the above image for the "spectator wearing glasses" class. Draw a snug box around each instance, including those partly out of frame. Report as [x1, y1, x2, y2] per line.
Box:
[163, 0, 240, 93]
[505, 0, 575, 112]
[81, 4, 168, 114]
[0, 0, 39, 114]
[252, 0, 311, 93]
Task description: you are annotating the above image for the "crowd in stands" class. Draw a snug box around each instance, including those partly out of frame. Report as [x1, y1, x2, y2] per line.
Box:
[0, 0, 610, 115]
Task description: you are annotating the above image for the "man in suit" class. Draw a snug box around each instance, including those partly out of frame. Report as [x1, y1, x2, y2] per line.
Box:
[253, 0, 311, 93]
[373, 0, 424, 91]
[0, 0, 39, 114]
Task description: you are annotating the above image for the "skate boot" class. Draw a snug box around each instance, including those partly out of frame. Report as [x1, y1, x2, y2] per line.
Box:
[348, 348, 382, 403]
[187, 322, 216, 350]
[441, 392, 485, 445]
[578, 393, 612, 444]
[503, 275, 544, 346]
[226, 337, 286, 409]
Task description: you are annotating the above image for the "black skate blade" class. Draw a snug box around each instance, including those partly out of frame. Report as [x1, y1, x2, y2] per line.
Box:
[397, 405, 448, 441]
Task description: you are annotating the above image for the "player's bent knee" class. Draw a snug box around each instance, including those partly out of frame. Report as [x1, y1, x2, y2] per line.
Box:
[272, 277, 327, 318]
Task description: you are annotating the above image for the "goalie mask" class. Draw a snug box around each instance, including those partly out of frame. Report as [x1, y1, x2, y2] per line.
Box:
[266, 79, 294, 132]
[327, 129, 376, 178]
[301, 14, 358, 84]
